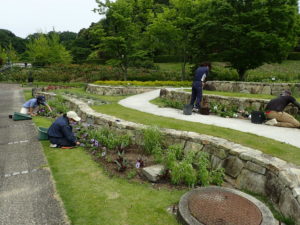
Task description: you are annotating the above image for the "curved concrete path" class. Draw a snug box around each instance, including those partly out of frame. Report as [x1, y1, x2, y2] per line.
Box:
[119, 89, 300, 148]
[0, 84, 69, 225]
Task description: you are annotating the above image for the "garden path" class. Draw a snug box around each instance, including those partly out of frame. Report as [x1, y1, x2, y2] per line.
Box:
[0, 83, 69, 225]
[119, 89, 300, 148]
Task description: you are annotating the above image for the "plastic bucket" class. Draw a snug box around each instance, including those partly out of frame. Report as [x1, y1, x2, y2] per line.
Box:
[13, 112, 32, 121]
[183, 104, 193, 115]
[38, 127, 49, 140]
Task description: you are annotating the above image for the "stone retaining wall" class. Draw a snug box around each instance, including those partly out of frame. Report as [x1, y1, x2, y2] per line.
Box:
[40, 91, 300, 224]
[160, 88, 299, 114]
[205, 81, 300, 96]
[86, 84, 158, 96]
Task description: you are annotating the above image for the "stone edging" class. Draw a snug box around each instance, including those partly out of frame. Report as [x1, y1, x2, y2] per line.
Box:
[86, 84, 159, 96]
[160, 88, 299, 114]
[40, 91, 300, 224]
[205, 81, 300, 96]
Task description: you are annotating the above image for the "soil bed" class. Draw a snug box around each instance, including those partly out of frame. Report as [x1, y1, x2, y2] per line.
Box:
[87, 145, 188, 191]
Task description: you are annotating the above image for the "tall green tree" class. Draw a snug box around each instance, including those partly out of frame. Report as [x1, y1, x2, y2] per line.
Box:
[25, 33, 72, 66]
[191, 0, 299, 80]
[95, 0, 155, 80]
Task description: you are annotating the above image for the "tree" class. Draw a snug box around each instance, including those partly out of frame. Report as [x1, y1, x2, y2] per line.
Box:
[94, 0, 155, 80]
[0, 29, 26, 54]
[191, 0, 299, 80]
[25, 33, 72, 66]
[0, 47, 7, 65]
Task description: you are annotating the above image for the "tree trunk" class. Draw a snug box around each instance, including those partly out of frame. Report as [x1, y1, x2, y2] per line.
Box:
[181, 47, 187, 81]
[181, 60, 186, 81]
[237, 68, 246, 81]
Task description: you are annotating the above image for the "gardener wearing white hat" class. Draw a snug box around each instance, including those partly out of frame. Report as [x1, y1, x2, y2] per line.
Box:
[47, 111, 81, 148]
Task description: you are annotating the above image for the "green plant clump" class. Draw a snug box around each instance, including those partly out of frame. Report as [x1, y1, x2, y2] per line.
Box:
[142, 126, 163, 155]
[164, 145, 225, 187]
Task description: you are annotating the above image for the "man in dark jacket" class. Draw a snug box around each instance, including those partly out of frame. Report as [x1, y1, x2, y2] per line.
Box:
[47, 111, 81, 148]
[265, 90, 300, 128]
[190, 62, 211, 112]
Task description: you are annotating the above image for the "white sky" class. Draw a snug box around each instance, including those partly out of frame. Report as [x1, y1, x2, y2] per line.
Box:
[0, 0, 102, 38]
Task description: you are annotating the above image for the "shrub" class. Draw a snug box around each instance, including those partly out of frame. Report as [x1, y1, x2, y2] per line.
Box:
[142, 126, 163, 155]
[47, 95, 68, 114]
[163, 145, 225, 187]
[210, 65, 239, 81]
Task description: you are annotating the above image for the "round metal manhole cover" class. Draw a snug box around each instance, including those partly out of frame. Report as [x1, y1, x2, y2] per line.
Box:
[178, 187, 276, 225]
[188, 190, 262, 225]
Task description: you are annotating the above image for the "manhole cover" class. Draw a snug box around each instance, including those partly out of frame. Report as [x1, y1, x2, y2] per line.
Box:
[178, 187, 276, 225]
[188, 190, 262, 225]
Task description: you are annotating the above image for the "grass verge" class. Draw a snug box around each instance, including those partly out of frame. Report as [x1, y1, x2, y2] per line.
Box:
[33, 116, 186, 225]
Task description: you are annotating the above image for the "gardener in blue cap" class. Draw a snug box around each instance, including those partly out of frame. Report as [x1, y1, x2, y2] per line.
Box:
[47, 111, 81, 148]
[20, 95, 52, 116]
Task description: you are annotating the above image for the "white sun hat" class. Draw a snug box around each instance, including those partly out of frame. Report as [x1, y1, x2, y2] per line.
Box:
[66, 111, 81, 122]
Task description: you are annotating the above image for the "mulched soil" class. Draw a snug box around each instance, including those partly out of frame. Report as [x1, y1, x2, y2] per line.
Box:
[87, 145, 187, 191]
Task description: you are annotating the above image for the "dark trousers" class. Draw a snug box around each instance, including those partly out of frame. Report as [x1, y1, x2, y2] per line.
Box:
[49, 136, 75, 147]
[190, 85, 203, 109]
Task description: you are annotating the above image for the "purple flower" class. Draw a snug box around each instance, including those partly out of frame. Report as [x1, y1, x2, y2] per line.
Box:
[135, 161, 141, 169]
[90, 139, 95, 143]
[94, 140, 99, 147]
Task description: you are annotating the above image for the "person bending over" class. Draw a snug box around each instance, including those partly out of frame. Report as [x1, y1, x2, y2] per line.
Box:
[265, 90, 300, 128]
[47, 111, 81, 148]
[190, 62, 211, 112]
[21, 95, 52, 116]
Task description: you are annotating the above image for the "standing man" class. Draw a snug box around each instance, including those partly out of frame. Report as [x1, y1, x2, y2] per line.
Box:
[190, 62, 211, 112]
[265, 90, 300, 128]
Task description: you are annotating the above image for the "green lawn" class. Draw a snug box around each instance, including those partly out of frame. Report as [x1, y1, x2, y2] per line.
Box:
[34, 117, 185, 225]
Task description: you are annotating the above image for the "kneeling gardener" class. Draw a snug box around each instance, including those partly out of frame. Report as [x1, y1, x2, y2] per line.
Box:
[265, 90, 300, 128]
[21, 95, 52, 116]
[47, 111, 81, 148]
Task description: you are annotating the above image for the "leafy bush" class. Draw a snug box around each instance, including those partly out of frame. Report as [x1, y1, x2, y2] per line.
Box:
[210, 65, 239, 81]
[163, 145, 225, 187]
[47, 95, 68, 114]
[142, 126, 163, 155]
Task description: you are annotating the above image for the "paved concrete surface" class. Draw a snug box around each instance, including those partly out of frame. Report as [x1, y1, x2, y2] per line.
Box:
[119, 89, 300, 148]
[0, 84, 69, 225]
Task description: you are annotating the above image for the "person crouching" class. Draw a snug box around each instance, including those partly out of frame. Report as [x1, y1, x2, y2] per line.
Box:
[21, 95, 52, 116]
[47, 111, 81, 148]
